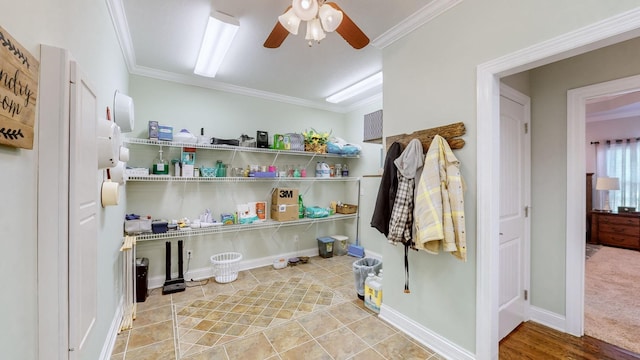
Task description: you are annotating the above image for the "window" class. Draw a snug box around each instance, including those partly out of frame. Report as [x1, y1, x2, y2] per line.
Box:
[596, 139, 640, 210]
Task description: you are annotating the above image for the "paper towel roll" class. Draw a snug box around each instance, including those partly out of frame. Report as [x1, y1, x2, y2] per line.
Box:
[110, 161, 126, 185]
[119, 146, 129, 162]
[114, 90, 135, 133]
[101, 180, 119, 207]
[97, 119, 120, 169]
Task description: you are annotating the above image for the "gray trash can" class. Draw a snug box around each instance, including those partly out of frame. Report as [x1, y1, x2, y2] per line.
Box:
[352, 258, 382, 299]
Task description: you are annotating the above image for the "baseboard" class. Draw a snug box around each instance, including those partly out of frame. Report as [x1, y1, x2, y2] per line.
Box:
[529, 305, 566, 333]
[148, 247, 321, 289]
[99, 296, 124, 360]
[379, 304, 475, 360]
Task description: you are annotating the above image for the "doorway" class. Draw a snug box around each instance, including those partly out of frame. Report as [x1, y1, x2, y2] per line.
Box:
[567, 74, 640, 352]
[476, 8, 640, 360]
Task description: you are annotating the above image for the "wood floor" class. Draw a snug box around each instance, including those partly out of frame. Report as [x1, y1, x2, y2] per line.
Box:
[499, 321, 640, 360]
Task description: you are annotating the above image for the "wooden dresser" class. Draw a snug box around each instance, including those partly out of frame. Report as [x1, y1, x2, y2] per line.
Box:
[591, 212, 640, 250]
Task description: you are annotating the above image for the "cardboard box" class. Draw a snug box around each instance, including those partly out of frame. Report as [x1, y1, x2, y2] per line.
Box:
[271, 187, 298, 205]
[271, 204, 298, 221]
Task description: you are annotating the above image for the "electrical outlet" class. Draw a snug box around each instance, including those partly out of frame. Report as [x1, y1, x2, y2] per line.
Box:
[186, 250, 193, 259]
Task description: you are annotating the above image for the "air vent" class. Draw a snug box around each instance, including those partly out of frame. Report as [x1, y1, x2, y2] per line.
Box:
[363, 109, 383, 143]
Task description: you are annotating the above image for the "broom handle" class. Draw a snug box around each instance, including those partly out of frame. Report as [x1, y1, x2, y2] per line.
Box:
[356, 178, 361, 246]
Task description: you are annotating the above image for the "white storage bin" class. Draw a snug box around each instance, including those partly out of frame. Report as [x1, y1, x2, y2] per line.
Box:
[331, 235, 349, 256]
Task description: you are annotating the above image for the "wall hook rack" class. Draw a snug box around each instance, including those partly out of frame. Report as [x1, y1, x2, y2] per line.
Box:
[385, 121, 465, 152]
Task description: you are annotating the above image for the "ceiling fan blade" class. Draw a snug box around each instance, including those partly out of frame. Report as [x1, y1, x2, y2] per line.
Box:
[326, 2, 369, 49]
[264, 6, 292, 48]
[264, 21, 290, 48]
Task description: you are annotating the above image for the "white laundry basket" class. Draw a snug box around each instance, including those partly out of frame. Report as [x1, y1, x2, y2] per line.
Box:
[210, 252, 243, 283]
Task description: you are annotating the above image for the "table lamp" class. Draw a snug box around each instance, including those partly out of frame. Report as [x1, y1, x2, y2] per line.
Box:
[595, 176, 620, 212]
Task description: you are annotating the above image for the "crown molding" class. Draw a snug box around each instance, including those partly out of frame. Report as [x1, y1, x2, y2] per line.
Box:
[105, 0, 136, 72]
[371, 0, 463, 49]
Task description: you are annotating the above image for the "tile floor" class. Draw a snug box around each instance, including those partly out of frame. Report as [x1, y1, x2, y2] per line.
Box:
[111, 255, 444, 360]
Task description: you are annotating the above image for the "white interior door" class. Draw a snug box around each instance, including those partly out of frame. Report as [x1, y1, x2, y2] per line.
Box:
[68, 60, 98, 357]
[498, 84, 531, 340]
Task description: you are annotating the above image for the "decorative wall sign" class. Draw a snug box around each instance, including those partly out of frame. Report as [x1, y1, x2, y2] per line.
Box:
[0, 26, 39, 149]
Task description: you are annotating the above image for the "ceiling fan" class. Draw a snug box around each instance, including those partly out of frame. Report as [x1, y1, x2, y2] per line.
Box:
[264, 0, 369, 49]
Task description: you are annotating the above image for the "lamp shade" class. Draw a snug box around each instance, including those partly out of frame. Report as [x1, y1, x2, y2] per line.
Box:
[292, 0, 318, 21]
[318, 4, 343, 32]
[278, 7, 301, 35]
[596, 177, 620, 191]
[305, 18, 326, 42]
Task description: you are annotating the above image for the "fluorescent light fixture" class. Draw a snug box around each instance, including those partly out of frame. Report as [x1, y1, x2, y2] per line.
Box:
[194, 11, 239, 78]
[326, 72, 383, 103]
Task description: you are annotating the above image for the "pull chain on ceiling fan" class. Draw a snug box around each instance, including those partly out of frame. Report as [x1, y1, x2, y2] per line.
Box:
[264, 0, 369, 49]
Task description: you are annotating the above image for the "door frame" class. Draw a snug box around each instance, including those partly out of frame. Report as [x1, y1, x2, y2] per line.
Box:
[476, 8, 640, 360]
[566, 73, 640, 336]
[38, 45, 72, 360]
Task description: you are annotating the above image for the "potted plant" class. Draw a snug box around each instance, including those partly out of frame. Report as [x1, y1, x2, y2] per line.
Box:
[302, 128, 330, 153]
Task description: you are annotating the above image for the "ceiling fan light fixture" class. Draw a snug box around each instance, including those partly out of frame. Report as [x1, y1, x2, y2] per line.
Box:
[292, 0, 318, 21]
[194, 11, 239, 78]
[305, 18, 326, 44]
[318, 4, 343, 32]
[278, 8, 301, 35]
[326, 71, 383, 103]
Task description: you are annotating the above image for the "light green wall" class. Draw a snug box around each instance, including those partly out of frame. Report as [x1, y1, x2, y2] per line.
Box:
[382, 0, 640, 353]
[528, 36, 640, 314]
[128, 75, 347, 141]
[0, 0, 128, 358]
[343, 100, 386, 256]
[501, 72, 531, 96]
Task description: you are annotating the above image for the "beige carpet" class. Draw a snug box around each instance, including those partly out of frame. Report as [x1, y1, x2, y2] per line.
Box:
[585, 246, 640, 354]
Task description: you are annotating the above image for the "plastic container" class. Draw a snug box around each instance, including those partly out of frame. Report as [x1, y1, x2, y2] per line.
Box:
[352, 258, 382, 299]
[331, 235, 348, 256]
[152, 149, 169, 175]
[210, 252, 243, 283]
[273, 258, 287, 269]
[317, 237, 334, 258]
[315, 161, 330, 178]
[298, 195, 305, 219]
[364, 272, 382, 313]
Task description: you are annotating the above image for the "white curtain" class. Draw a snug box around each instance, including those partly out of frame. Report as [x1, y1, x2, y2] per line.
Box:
[595, 138, 640, 210]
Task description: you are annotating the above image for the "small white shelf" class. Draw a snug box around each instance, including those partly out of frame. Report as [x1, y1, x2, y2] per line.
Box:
[125, 175, 360, 183]
[123, 137, 360, 159]
[131, 213, 357, 242]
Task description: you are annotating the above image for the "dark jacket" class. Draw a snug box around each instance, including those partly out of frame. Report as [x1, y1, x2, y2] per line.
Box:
[370, 142, 403, 236]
